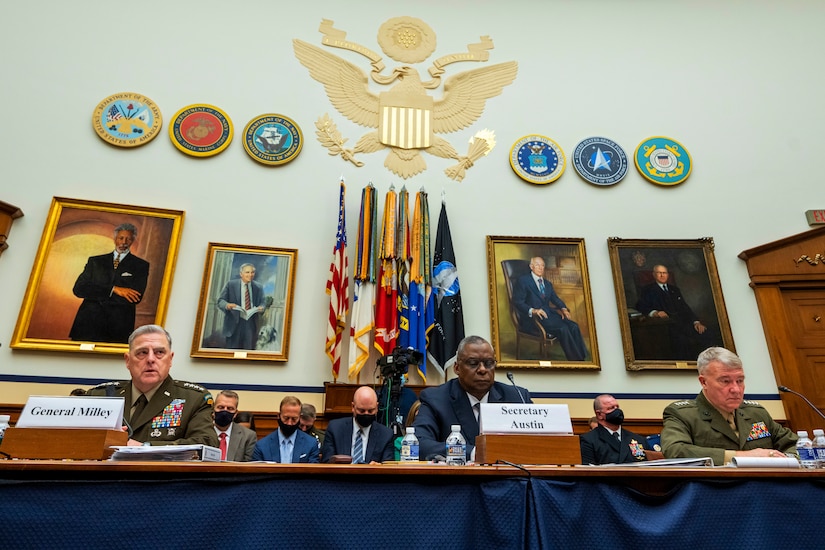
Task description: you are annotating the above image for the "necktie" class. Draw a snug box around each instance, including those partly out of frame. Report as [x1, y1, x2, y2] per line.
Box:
[131, 394, 148, 423]
[614, 431, 621, 442]
[727, 414, 738, 436]
[244, 283, 251, 309]
[219, 432, 227, 461]
[352, 429, 364, 464]
[473, 402, 481, 422]
[538, 279, 546, 295]
[662, 284, 668, 292]
[113, 254, 121, 269]
[281, 438, 292, 464]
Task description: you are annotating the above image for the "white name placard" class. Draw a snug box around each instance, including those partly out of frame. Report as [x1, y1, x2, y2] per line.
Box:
[16, 396, 124, 430]
[479, 403, 573, 435]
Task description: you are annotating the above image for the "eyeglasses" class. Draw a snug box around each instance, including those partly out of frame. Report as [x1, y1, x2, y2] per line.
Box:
[460, 358, 497, 370]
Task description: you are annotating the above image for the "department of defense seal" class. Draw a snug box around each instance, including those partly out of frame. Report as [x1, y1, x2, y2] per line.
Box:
[168, 104, 233, 157]
[634, 136, 692, 186]
[243, 114, 303, 165]
[92, 92, 162, 148]
[509, 134, 565, 185]
[572, 136, 628, 186]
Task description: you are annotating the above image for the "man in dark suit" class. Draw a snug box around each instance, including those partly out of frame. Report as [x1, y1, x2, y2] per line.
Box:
[579, 394, 657, 465]
[635, 264, 716, 359]
[212, 389, 257, 461]
[414, 335, 532, 462]
[321, 386, 394, 463]
[85, 325, 217, 447]
[252, 396, 319, 463]
[69, 223, 149, 343]
[511, 256, 587, 360]
[216, 262, 266, 349]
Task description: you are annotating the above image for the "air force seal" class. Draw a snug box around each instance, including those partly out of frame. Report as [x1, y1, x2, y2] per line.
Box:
[572, 137, 628, 186]
[634, 136, 692, 186]
[509, 134, 565, 185]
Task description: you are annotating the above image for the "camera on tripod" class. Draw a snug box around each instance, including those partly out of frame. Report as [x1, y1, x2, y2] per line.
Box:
[377, 346, 423, 378]
[377, 346, 423, 437]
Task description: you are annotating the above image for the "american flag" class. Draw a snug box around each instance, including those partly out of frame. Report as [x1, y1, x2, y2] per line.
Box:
[106, 104, 123, 122]
[326, 180, 350, 381]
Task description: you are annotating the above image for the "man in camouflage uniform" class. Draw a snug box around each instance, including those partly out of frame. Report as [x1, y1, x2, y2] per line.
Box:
[661, 347, 797, 465]
[86, 324, 217, 447]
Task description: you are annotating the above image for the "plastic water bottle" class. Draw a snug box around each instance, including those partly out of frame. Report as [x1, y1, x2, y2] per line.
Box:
[796, 430, 817, 469]
[445, 424, 467, 466]
[0, 415, 9, 445]
[812, 429, 825, 468]
[400, 427, 419, 462]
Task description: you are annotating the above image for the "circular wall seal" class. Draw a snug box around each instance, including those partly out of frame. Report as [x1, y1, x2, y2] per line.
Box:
[572, 137, 628, 186]
[509, 134, 566, 185]
[242, 114, 303, 166]
[634, 136, 692, 186]
[92, 92, 162, 148]
[168, 104, 233, 157]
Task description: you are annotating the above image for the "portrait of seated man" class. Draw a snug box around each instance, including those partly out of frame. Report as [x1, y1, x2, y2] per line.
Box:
[633, 264, 720, 360]
[510, 256, 587, 361]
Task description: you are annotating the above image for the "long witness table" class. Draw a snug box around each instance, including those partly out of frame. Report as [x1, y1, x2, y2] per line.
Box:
[2, 461, 825, 549]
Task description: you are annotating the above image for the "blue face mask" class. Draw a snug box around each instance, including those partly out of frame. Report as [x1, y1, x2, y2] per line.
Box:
[214, 410, 235, 428]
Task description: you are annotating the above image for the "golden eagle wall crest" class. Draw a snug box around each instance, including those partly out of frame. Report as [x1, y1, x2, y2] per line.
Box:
[293, 16, 518, 181]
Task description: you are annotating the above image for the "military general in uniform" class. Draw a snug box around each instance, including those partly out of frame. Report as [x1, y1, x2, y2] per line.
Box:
[86, 324, 217, 447]
[661, 347, 797, 466]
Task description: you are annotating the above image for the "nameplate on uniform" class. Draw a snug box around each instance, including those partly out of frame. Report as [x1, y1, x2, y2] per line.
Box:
[479, 403, 573, 434]
[16, 396, 124, 430]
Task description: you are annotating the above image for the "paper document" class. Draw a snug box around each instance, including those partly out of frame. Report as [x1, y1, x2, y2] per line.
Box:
[109, 444, 221, 462]
[729, 456, 800, 468]
[590, 457, 714, 467]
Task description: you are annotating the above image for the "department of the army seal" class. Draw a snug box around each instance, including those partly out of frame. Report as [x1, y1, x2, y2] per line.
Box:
[572, 136, 628, 186]
[509, 134, 566, 185]
[169, 103, 233, 157]
[242, 114, 303, 166]
[92, 92, 162, 148]
[634, 136, 692, 186]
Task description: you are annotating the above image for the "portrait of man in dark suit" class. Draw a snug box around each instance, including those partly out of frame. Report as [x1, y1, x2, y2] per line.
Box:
[69, 223, 149, 343]
[216, 262, 266, 350]
[510, 256, 588, 361]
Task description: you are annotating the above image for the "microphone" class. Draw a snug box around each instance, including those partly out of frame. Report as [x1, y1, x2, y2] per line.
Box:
[778, 385, 825, 422]
[506, 371, 527, 404]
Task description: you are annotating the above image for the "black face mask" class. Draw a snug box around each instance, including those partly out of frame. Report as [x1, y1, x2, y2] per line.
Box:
[604, 408, 624, 425]
[355, 413, 376, 428]
[214, 410, 235, 428]
[278, 419, 299, 437]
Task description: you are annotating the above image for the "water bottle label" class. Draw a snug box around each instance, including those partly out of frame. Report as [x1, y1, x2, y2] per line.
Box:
[447, 444, 465, 456]
[400, 444, 419, 460]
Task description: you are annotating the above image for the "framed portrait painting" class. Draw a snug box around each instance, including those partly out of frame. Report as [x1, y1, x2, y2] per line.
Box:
[486, 235, 600, 370]
[10, 197, 184, 355]
[191, 242, 297, 362]
[607, 237, 735, 371]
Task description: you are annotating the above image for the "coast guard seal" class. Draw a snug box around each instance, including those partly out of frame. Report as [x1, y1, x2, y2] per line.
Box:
[509, 134, 565, 185]
[634, 136, 692, 186]
[572, 137, 628, 186]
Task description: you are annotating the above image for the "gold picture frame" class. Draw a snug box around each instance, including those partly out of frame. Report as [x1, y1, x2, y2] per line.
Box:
[191, 242, 297, 362]
[11, 197, 184, 355]
[607, 237, 735, 371]
[487, 235, 600, 370]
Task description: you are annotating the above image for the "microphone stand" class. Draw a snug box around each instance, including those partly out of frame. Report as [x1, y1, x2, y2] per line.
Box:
[778, 385, 825, 422]
[506, 371, 527, 404]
